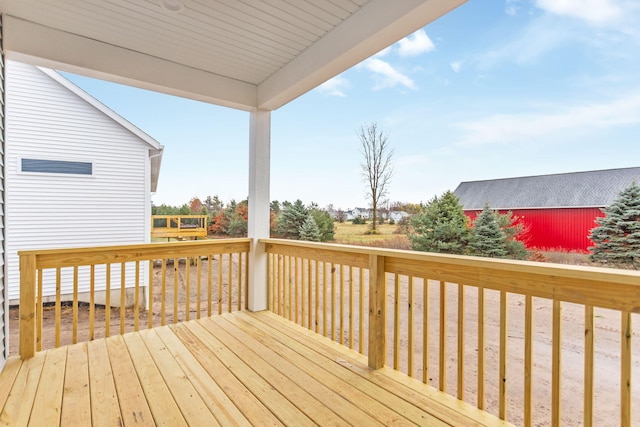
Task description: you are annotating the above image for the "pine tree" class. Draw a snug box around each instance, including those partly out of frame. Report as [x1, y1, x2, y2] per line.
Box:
[496, 211, 529, 260]
[309, 206, 335, 242]
[408, 191, 469, 254]
[470, 205, 508, 258]
[276, 199, 309, 238]
[589, 181, 640, 268]
[299, 215, 322, 242]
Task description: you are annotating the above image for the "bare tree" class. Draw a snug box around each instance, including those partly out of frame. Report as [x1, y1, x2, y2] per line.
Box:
[359, 122, 393, 233]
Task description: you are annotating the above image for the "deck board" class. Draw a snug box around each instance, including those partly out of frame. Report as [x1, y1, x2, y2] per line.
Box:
[61, 344, 91, 426]
[0, 311, 513, 426]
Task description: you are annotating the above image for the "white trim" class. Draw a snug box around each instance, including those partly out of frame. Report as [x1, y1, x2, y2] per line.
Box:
[3, 15, 258, 111]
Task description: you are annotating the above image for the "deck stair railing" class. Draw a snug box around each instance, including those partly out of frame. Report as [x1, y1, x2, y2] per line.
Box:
[263, 238, 640, 427]
[19, 238, 250, 358]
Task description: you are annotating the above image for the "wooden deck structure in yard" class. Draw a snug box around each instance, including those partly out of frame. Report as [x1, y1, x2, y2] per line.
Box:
[150, 215, 207, 240]
[0, 311, 508, 426]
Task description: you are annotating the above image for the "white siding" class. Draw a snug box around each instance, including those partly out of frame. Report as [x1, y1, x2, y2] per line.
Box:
[6, 60, 151, 301]
[0, 18, 7, 366]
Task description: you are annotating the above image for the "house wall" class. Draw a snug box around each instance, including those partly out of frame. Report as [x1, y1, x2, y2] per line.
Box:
[464, 207, 605, 253]
[0, 18, 7, 366]
[5, 60, 151, 303]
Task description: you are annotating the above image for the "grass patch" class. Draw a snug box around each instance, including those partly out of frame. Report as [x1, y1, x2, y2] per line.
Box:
[333, 222, 410, 249]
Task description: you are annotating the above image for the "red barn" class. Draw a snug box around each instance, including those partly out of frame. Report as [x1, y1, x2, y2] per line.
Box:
[453, 167, 640, 253]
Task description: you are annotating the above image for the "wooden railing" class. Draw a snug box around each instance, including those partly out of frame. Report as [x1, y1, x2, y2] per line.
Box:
[263, 238, 640, 427]
[150, 215, 208, 239]
[19, 239, 250, 358]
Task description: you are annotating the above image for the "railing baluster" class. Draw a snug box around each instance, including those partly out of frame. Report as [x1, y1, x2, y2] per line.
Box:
[394, 274, 400, 370]
[584, 305, 594, 427]
[228, 253, 233, 314]
[524, 295, 533, 427]
[477, 286, 485, 408]
[73, 266, 79, 344]
[237, 253, 242, 312]
[500, 291, 508, 421]
[439, 280, 446, 392]
[148, 260, 153, 329]
[457, 283, 464, 401]
[134, 261, 140, 331]
[423, 277, 429, 384]
[551, 300, 561, 426]
[294, 257, 299, 324]
[219, 254, 224, 315]
[330, 262, 335, 341]
[244, 251, 249, 311]
[160, 260, 166, 326]
[323, 262, 328, 337]
[306, 259, 311, 329]
[408, 276, 414, 377]
[196, 256, 202, 318]
[173, 258, 179, 323]
[349, 266, 354, 350]
[121, 263, 126, 334]
[55, 267, 61, 347]
[359, 268, 365, 355]
[283, 255, 289, 319]
[621, 311, 632, 427]
[315, 260, 320, 334]
[37, 268, 43, 352]
[186, 257, 191, 321]
[339, 264, 344, 345]
[208, 255, 213, 316]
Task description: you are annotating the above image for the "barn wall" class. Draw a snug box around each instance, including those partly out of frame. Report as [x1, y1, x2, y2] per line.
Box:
[465, 207, 605, 253]
[5, 60, 152, 302]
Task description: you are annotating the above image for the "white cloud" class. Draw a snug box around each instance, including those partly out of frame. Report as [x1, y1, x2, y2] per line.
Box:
[505, 0, 521, 15]
[535, 0, 623, 26]
[317, 75, 349, 97]
[397, 29, 435, 57]
[455, 92, 640, 147]
[450, 61, 463, 72]
[361, 58, 415, 90]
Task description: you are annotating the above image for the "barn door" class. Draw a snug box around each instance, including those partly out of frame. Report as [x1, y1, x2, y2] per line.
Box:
[0, 15, 7, 368]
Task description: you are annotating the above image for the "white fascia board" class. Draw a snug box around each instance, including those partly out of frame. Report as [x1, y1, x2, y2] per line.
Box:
[3, 15, 259, 111]
[257, 0, 466, 110]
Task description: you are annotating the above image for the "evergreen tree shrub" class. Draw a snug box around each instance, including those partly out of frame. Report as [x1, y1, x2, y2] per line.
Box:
[589, 181, 640, 268]
[408, 191, 469, 254]
[299, 215, 322, 242]
[469, 205, 508, 258]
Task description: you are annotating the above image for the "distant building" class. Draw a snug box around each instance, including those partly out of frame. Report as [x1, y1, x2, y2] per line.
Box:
[454, 167, 640, 252]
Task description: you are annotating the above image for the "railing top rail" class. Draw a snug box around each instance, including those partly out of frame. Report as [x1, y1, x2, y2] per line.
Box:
[262, 238, 640, 312]
[19, 238, 252, 269]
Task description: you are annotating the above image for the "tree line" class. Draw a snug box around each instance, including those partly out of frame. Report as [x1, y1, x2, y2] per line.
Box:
[152, 197, 335, 242]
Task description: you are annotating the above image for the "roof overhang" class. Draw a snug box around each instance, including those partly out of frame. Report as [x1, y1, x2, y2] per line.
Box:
[0, 0, 466, 111]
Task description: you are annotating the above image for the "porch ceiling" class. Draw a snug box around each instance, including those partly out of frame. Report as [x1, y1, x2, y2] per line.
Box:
[0, 0, 465, 110]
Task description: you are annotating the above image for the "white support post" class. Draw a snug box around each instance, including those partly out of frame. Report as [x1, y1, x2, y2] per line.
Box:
[247, 109, 271, 311]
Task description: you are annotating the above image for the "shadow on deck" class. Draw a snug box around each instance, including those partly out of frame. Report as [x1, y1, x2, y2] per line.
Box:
[0, 311, 509, 426]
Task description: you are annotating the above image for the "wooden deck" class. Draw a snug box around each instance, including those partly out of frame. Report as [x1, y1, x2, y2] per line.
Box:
[0, 311, 510, 426]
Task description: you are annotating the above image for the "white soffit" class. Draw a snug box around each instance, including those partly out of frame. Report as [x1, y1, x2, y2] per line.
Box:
[0, 0, 465, 111]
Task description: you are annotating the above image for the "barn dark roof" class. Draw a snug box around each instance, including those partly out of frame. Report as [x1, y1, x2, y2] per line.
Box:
[454, 167, 640, 210]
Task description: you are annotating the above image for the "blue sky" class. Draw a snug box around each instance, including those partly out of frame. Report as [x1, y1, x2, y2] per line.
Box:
[63, 0, 640, 210]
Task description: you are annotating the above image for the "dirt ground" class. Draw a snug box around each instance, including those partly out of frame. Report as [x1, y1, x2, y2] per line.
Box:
[9, 258, 638, 427]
